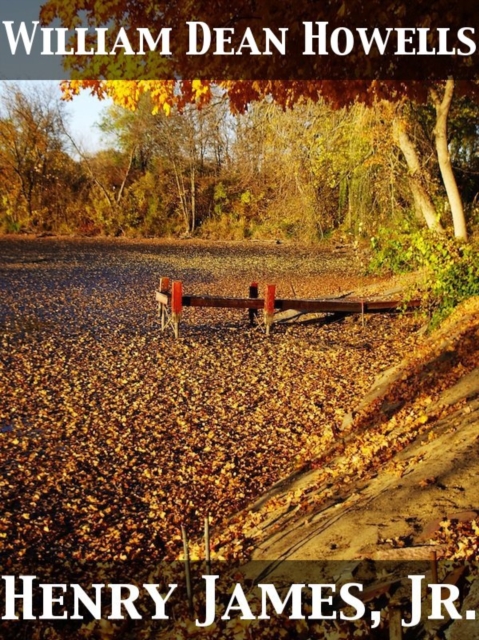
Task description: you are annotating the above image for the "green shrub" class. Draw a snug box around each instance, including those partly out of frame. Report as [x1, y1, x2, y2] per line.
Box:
[370, 229, 479, 326]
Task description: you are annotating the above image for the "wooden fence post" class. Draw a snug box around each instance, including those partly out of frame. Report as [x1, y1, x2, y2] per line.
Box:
[389, 607, 403, 640]
[158, 277, 170, 331]
[159, 277, 170, 293]
[430, 550, 438, 584]
[181, 525, 194, 615]
[248, 282, 258, 326]
[264, 284, 276, 336]
[204, 515, 211, 576]
[171, 281, 183, 338]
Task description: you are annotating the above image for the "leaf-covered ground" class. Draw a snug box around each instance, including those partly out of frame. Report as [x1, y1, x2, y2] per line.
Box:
[238, 298, 479, 564]
[0, 236, 429, 637]
[0, 237, 422, 566]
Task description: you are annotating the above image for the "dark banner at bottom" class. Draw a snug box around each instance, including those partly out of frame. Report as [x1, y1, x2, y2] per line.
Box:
[1, 557, 478, 638]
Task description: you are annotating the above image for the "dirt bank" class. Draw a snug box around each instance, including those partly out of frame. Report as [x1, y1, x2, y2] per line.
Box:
[231, 298, 479, 565]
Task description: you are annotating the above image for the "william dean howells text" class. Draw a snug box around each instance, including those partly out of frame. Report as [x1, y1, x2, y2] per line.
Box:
[2, 21, 476, 57]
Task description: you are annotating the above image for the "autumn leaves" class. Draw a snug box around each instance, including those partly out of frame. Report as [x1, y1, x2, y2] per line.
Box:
[0, 236, 426, 637]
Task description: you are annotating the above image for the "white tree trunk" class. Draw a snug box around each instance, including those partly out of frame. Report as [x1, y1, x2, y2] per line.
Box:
[393, 118, 444, 233]
[431, 78, 468, 240]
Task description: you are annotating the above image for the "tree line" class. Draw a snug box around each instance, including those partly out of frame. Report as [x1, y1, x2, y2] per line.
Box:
[1, 81, 478, 242]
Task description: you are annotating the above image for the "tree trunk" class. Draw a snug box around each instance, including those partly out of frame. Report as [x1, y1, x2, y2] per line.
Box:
[190, 165, 195, 233]
[116, 146, 135, 204]
[431, 78, 468, 241]
[172, 159, 190, 233]
[393, 118, 444, 233]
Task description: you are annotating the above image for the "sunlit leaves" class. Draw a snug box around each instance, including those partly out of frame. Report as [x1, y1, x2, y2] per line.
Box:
[0, 237, 422, 572]
[1, 236, 453, 638]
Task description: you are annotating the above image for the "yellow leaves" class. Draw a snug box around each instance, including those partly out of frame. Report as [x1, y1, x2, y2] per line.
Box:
[417, 476, 437, 488]
[225, 617, 253, 639]
[430, 518, 479, 563]
[4, 235, 465, 640]
[388, 460, 408, 477]
[59, 76, 212, 116]
[192, 79, 210, 102]
[98, 620, 116, 639]
[80, 619, 116, 639]
[78, 79, 179, 115]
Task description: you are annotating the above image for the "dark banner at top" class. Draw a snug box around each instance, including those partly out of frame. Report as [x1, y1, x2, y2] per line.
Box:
[1, 0, 479, 81]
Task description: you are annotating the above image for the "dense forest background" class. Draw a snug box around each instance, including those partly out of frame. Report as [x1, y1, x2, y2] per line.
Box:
[1, 81, 479, 243]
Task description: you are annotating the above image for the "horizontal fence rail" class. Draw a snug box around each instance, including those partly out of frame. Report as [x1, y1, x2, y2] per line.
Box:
[179, 295, 420, 313]
[156, 278, 421, 337]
